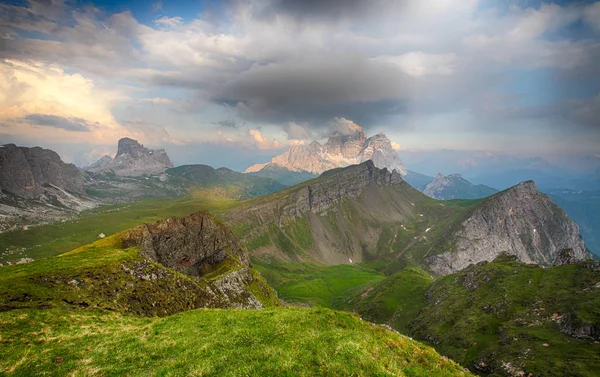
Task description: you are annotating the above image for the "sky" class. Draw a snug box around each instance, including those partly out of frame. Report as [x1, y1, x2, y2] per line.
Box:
[0, 0, 599, 171]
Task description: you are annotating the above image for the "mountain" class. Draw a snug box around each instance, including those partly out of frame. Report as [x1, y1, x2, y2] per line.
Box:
[422, 173, 498, 200]
[225, 161, 588, 275]
[347, 256, 600, 377]
[424, 181, 588, 276]
[85, 164, 287, 203]
[246, 164, 318, 186]
[86, 137, 173, 177]
[403, 169, 434, 190]
[0, 211, 471, 377]
[548, 189, 600, 256]
[0, 144, 96, 232]
[245, 130, 407, 176]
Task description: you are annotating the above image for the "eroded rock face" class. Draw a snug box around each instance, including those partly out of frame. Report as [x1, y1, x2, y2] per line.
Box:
[120, 211, 269, 309]
[86, 138, 173, 177]
[427, 181, 589, 276]
[122, 212, 248, 276]
[0, 144, 85, 199]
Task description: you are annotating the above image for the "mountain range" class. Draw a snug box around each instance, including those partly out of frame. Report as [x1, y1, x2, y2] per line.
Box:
[1, 138, 598, 376]
[246, 130, 407, 178]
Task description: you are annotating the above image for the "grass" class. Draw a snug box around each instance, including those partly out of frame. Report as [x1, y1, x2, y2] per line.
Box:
[0, 307, 472, 377]
[0, 196, 238, 264]
[253, 260, 385, 308]
[0, 233, 279, 316]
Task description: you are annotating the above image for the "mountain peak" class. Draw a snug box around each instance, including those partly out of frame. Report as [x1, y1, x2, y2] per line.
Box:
[246, 130, 406, 175]
[87, 138, 173, 176]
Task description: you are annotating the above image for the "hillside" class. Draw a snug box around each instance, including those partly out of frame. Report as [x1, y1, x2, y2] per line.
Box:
[0, 211, 280, 315]
[0, 211, 472, 377]
[225, 162, 588, 276]
[348, 256, 600, 377]
[0, 307, 472, 376]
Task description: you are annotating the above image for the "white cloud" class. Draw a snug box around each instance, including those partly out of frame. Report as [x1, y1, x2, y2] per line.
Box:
[374, 52, 458, 76]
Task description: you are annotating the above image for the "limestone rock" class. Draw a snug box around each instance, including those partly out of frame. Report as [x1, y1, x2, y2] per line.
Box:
[86, 138, 173, 177]
[245, 130, 406, 175]
[427, 181, 589, 276]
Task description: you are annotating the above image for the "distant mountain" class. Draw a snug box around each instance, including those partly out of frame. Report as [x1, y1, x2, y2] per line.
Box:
[246, 164, 318, 186]
[548, 189, 600, 256]
[245, 130, 406, 176]
[86, 138, 173, 177]
[422, 173, 497, 200]
[0, 144, 96, 232]
[225, 161, 589, 275]
[402, 169, 434, 190]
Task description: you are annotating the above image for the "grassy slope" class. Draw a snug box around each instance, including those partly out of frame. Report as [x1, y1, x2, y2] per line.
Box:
[346, 258, 600, 377]
[0, 234, 279, 316]
[0, 307, 472, 377]
[0, 195, 238, 264]
[253, 259, 385, 308]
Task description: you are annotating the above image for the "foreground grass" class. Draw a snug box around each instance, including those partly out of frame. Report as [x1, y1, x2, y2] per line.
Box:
[0, 308, 471, 377]
[0, 196, 238, 264]
[253, 260, 385, 308]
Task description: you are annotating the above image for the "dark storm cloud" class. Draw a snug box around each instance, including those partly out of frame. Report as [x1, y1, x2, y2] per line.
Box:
[260, 0, 387, 21]
[24, 114, 92, 132]
[210, 55, 416, 126]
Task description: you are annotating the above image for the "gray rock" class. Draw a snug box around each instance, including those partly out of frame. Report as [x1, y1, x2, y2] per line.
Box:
[427, 181, 589, 276]
[86, 138, 173, 177]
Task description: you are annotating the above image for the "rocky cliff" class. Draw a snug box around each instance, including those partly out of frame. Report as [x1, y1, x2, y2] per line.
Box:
[426, 181, 589, 275]
[422, 173, 497, 200]
[245, 128, 406, 175]
[121, 211, 274, 308]
[0, 144, 85, 199]
[86, 138, 173, 176]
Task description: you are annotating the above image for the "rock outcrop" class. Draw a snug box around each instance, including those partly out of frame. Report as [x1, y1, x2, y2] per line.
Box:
[422, 173, 497, 200]
[0, 144, 85, 199]
[245, 129, 406, 175]
[427, 181, 589, 275]
[86, 138, 173, 176]
[121, 211, 273, 309]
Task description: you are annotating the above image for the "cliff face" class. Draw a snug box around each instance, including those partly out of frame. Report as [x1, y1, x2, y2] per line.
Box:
[427, 181, 589, 275]
[0, 144, 85, 199]
[86, 138, 173, 177]
[121, 211, 274, 309]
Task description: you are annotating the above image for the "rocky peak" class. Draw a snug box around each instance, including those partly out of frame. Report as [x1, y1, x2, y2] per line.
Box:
[0, 143, 85, 199]
[122, 211, 248, 277]
[86, 137, 173, 177]
[245, 128, 406, 175]
[423, 172, 496, 200]
[116, 138, 145, 158]
[426, 180, 589, 276]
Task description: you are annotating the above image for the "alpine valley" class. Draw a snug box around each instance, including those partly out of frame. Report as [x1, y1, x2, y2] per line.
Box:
[1, 135, 599, 377]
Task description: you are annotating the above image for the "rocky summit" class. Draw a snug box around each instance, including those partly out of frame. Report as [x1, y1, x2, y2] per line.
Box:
[245, 129, 406, 175]
[422, 172, 498, 200]
[0, 144, 85, 199]
[426, 181, 590, 275]
[86, 137, 173, 177]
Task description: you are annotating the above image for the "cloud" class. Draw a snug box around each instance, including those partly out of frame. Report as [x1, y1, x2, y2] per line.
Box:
[23, 114, 92, 132]
[391, 141, 401, 151]
[282, 122, 313, 140]
[154, 16, 183, 28]
[248, 128, 281, 149]
[330, 117, 363, 135]
[213, 119, 241, 129]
